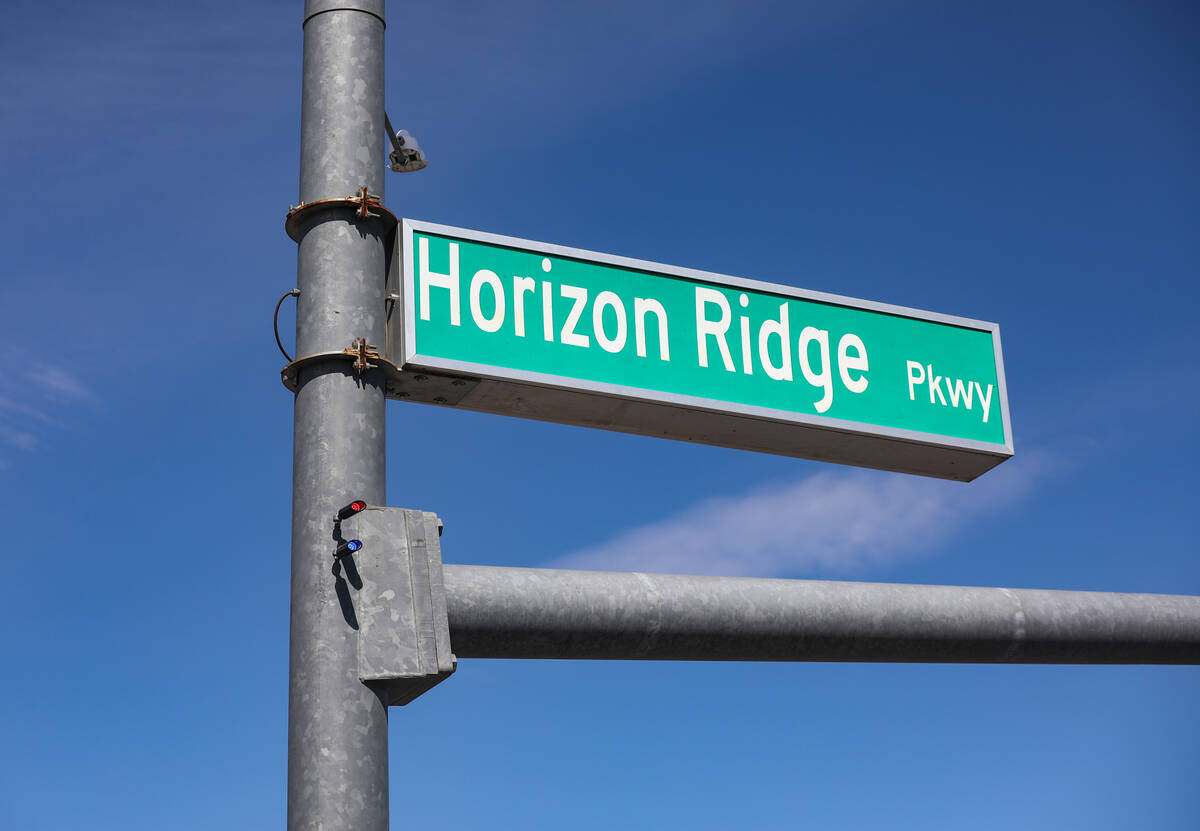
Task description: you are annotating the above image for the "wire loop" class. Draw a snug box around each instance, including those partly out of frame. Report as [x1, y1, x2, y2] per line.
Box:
[274, 289, 301, 361]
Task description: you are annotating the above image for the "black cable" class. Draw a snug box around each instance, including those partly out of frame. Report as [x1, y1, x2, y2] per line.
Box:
[274, 288, 300, 362]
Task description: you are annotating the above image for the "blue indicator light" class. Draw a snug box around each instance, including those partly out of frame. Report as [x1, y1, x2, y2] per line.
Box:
[334, 539, 365, 560]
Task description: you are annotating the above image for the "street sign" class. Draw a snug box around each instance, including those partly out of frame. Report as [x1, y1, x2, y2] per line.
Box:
[386, 219, 1013, 480]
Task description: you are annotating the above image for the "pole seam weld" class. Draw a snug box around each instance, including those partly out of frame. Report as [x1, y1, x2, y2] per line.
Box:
[634, 573, 663, 658]
[998, 588, 1028, 661]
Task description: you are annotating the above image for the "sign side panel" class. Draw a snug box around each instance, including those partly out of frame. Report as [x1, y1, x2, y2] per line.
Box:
[449, 375, 1008, 481]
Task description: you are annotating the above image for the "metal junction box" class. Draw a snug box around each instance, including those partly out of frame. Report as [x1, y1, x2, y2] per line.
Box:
[342, 507, 456, 705]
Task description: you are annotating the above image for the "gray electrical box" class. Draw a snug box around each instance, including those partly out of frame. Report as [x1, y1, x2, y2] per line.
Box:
[342, 506, 456, 705]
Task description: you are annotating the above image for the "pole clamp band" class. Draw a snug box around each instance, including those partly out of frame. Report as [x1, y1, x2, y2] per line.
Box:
[281, 337, 394, 390]
[285, 187, 397, 242]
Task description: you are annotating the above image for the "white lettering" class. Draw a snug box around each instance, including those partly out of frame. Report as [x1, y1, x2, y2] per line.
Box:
[758, 303, 793, 382]
[798, 326, 833, 413]
[419, 238, 460, 326]
[738, 294, 752, 374]
[927, 364, 947, 406]
[695, 287, 734, 371]
[634, 297, 670, 360]
[946, 376, 974, 410]
[512, 276, 536, 337]
[910, 362, 996, 425]
[837, 334, 869, 394]
[739, 316, 753, 374]
[541, 281, 554, 341]
[560, 284, 590, 348]
[907, 360, 925, 400]
[469, 269, 504, 333]
[593, 291, 627, 353]
[976, 382, 994, 423]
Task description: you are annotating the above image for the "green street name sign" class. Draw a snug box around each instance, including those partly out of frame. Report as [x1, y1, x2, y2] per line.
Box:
[386, 219, 1013, 480]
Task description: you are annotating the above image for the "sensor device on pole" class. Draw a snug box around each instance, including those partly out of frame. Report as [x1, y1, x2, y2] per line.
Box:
[384, 112, 427, 173]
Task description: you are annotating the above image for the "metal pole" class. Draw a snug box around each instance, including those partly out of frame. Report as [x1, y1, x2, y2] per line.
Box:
[288, 2, 388, 829]
[443, 565, 1200, 663]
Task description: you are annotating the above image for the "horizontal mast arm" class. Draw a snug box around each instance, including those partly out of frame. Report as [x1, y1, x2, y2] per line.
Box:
[442, 565, 1200, 664]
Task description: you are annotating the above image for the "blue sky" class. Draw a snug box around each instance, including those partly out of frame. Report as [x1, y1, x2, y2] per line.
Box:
[1, 1, 1197, 828]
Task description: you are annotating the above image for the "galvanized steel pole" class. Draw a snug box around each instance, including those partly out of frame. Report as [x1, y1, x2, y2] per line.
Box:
[443, 565, 1200, 664]
[288, 1, 389, 829]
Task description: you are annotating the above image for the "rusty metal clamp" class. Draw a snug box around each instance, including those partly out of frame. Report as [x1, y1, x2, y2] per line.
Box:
[280, 337, 402, 391]
[284, 186, 398, 242]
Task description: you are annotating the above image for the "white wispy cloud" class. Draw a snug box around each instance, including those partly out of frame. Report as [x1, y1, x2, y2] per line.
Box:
[0, 425, 38, 452]
[0, 361, 97, 468]
[550, 449, 1053, 577]
[27, 364, 95, 401]
[0, 395, 55, 424]
[548, 333, 1195, 579]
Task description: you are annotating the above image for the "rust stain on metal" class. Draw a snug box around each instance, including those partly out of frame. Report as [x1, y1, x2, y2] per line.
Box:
[353, 185, 382, 220]
[345, 337, 382, 375]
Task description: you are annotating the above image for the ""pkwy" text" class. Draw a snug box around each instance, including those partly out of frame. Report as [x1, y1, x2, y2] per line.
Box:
[906, 361, 994, 424]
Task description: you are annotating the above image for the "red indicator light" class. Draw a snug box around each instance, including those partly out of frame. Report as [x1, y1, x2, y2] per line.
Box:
[337, 500, 367, 521]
